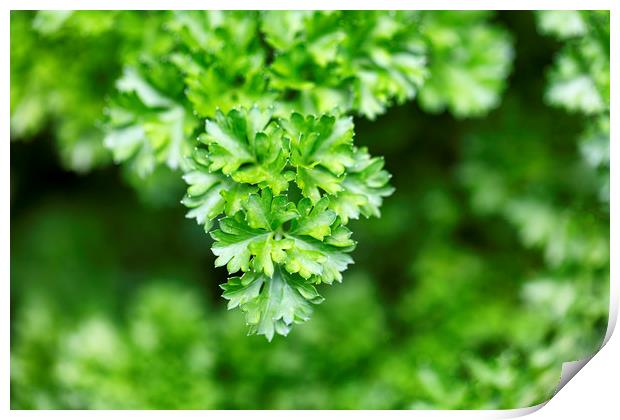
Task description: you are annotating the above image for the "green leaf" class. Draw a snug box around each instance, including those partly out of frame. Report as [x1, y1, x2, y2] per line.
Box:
[329, 147, 395, 223]
[86, 11, 406, 340]
[418, 11, 513, 117]
[210, 190, 300, 277]
[169, 11, 271, 118]
[211, 188, 356, 285]
[210, 214, 272, 274]
[104, 67, 195, 177]
[265, 11, 426, 118]
[260, 11, 309, 50]
[284, 208, 356, 284]
[281, 113, 355, 202]
[243, 189, 298, 231]
[294, 166, 343, 203]
[283, 234, 355, 284]
[289, 197, 336, 241]
[220, 272, 264, 310]
[221, 268, 323, 341]
[248, 237, 292, 278]
[220, 184, 259, 216]
[202, 109, 255, 173]
[200, 107, 292, 194]
[181, 171, 228, 231]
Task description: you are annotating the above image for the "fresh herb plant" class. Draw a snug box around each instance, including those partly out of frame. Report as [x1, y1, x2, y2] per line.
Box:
[10, 10, 610, 408]
[11, 10, 514, 339]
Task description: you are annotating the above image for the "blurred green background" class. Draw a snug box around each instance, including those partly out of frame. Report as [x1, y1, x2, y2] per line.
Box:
[10, 11, 609, 409]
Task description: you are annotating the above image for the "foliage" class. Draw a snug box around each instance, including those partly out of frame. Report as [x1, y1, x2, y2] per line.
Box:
[11, 10, 517, 339]
[10, 10, 609, 409]
[11, 284, 218, 409]
[417, 11, 513, 117]
[536, 10, 610, 203]
[183, 107, 384, 338]
[9, 11, 163, 172]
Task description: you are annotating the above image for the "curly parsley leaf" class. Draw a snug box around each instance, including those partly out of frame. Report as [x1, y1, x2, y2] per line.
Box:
[221, 268, 324, 341]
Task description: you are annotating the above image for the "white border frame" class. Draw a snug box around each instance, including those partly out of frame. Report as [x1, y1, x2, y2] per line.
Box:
[3, 2, 617, 418]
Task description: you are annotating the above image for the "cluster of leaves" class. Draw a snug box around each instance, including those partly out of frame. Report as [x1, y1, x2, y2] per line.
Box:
[536, 10, 610, 202]
[183, 106, 395, 339]
[17, 10, 601, 346]
[102, 11, 426, 178]
[101, 11, 513, 178]
[11, 10, 514, 174]
[77, 10, 510, 338]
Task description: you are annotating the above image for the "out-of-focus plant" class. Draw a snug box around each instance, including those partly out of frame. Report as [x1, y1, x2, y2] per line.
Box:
[10, 11, 153, 172]
[537, 10, 610, 203]
[417, 11, 513, 117]
[440, 10, 610, 408]
[11, 284, 219, 409]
